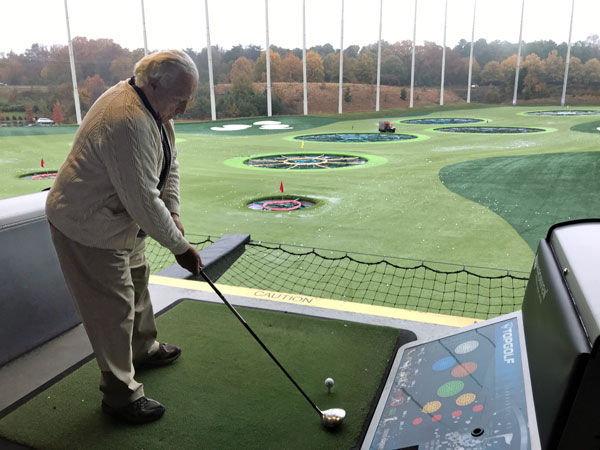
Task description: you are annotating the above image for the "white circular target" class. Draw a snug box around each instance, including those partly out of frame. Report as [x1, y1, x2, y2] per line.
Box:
[210, 124, 252, 131]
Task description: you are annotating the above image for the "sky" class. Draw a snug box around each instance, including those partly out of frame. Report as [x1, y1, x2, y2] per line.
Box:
[1, 0, 598, 56]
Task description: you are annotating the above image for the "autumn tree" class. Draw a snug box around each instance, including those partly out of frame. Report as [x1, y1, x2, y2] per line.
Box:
[567, 57, 585, 84]
[416, 42, 443, 86]
[443, 51, 466, 85]
[522, 53, 546, 96]
[323, 53, 339, 82]
[583, 58, 600, 85]
[544, 50, 564, 84]
[25, 105, 35, 123]
[230, 56, 254, 87]
[41, 46, 74, 84]
[0, 52, 27, 85]
[343, 55, 358, 83]
[72, 37, 123, 83]
[305, 51, 324, 82]
[380, 56, 406, 86]
[480, 61, 504, 85]
[52, 102, 64, 124]
[456, 57, 481, 85]
[253, 50, 282, 82]
[281, 53, 302, 82]
[110, 55, 136, 82]
[80, 74, 107, 108]
[500, 55, 520, 86]
[354, 53, 376, 83]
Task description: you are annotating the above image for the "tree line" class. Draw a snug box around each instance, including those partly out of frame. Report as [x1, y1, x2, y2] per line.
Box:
[1, 35, 599, 122]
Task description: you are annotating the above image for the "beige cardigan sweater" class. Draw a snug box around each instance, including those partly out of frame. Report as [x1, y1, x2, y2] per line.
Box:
[46, 79, 189, 255]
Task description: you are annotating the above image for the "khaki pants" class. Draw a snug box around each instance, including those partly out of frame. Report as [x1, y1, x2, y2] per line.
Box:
[49, 223, 159, 408]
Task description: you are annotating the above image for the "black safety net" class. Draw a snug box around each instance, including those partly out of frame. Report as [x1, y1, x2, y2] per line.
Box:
[146, 235, 529, 320]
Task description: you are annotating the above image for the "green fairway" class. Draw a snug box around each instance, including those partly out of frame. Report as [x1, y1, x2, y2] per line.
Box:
[1, 105, 599, 274]
[0, 300, 403, 450]
[439, 151, 600, 251]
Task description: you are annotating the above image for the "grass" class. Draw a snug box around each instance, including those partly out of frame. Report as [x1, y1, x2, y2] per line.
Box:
[440, 151, 600, 251]
[1, 105, 599, 275]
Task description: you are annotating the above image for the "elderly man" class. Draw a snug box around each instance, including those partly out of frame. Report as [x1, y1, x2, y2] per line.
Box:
[46, 50, 202, 424]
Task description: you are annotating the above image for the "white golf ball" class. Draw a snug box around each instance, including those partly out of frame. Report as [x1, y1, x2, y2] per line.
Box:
[325, 377, 335, 388]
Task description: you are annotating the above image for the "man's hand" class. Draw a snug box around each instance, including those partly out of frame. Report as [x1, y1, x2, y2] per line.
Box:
[171, 212, 185, 236]
[175, 245, 203, 276]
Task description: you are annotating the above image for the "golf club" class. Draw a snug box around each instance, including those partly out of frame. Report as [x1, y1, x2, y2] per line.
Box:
[198, 268, 346, 428]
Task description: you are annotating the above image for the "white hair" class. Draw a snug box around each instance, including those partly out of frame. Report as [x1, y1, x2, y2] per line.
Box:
[134, 50, 198, 88]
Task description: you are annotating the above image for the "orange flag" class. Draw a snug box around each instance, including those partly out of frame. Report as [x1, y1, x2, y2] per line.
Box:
[41, 158, 44, 168]
[279, 181, 284, 193]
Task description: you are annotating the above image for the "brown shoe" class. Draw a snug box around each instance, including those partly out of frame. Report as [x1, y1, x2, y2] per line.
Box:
[102, 397, 165, 424]
[135, 343, 181, 369]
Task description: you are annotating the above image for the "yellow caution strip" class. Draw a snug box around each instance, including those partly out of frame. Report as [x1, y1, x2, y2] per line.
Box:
[149, 275, 479, 328]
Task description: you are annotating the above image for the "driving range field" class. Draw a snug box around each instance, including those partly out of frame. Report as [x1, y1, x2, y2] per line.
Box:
[1, 104, 599, 274]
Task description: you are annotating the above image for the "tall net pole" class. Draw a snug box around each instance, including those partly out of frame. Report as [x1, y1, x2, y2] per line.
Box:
[375, 0, 383, 112]
[265, 0, 272, 117]
[409, 0, 417, 108]
[512, 0, 525, 106]
[466, 0, 477, 103]
[561, 0, 575, 107]
[204, 0, 216, 121]
[338, 0, 345, 114]
[140, 0, 148, 56]
[302, 0, 308, 115]
[440, 0, 448, 106]
[63, 0, 82, 125]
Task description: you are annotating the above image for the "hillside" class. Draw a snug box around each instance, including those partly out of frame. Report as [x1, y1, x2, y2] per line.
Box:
[215, 82, 464, 115]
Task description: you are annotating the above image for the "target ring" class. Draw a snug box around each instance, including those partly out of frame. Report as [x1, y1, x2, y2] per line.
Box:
[261, 200, 302, 211]
[247, 197, 317, 211]
[20, 172, 57, 180]
[244, 153, 367, 170]
[434, 126, 545, 134]
[525, 110, 600, 116]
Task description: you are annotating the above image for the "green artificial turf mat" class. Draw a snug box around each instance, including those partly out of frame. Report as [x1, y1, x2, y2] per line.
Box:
[439, 151, 600, 250]
[0, 300, 405, 450]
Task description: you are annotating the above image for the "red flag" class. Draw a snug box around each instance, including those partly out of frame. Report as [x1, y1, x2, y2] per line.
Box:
[41, 158, 44, 168]
[279, 181, 284, 193]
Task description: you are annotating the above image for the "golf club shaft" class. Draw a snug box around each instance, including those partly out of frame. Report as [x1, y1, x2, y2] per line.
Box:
[198, 269, 322, 416]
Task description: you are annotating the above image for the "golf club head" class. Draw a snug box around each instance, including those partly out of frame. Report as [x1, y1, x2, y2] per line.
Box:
[321, 408, 346, 428]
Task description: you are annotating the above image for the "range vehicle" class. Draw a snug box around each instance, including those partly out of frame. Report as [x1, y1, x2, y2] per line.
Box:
[378, 121, 396, 133]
